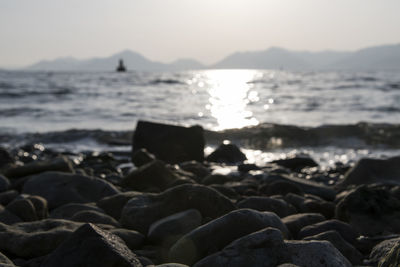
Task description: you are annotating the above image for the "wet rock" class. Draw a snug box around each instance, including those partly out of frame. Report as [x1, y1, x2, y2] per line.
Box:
[206, 143, 246, 164]
[0, 205, 22, 224]
[378, 242, 400, 267]
[303, 230, 363, 265]
[6, 197, 37, 221]
[298, 219, 359, 246]
[193, 228, 291, 267]
[168, 209, 289, 265]
[71, 210, 120, 227]
[338, 156, 400, 188]
[0, 147, 14, 168]
[110, 228, 145, 250]
[121, 160, 181, 192]
[210, 184, 240, 199]
[259, 180, 304, 196]
[0, 219, 82, 258]
[286, 240, 351, 267]
[202, 174, 232, 185]
[272, 156, 318, 172]
[369, 237, 400, 266]
[0, 175, 10, 193]
[4, 156, 74, 179]
[284, 193, 335, 219]
[97, 191, 142, 220]
[0, 190, 18, 206]
[0, 251, 15, 267]
[132, 120, 204, 164]
[282, 213, 326, 238]
[22, 171, 120, 209]
[156, 264, 188, 267]
[336, 184, 400, 236]
[237, 196, 296, 217]
[120, 184, 235, 233]
[50, 202, 104, 219]
[148, 209, 202, 247]
[41, 223, 142, 267]
[237, 163, 260, 172]
[179, 161, 211, 182]
[131, 148, 156, 167]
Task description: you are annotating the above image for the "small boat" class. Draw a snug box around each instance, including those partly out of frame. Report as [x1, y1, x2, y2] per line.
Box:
[116, 59, 127, 72]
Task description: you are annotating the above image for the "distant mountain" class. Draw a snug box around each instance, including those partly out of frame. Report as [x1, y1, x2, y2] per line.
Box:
[25, 43, 400, 71]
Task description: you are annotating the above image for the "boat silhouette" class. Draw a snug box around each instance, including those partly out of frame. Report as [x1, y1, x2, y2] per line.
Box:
[116, 59, 127, 72]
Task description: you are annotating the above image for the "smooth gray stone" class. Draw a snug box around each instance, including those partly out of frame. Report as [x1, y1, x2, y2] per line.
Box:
[282, 213, 326, 238]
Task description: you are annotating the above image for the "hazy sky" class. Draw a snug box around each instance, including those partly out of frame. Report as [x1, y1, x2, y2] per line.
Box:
[1, 0, 400, 67]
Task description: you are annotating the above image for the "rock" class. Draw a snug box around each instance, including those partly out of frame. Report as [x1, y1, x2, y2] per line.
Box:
[156, 264, 188, 267]
[71, 210, 120, 227]
[338, 156, 400, 188]
[237, 163, 261, 172]
[284, 193, 335, 219]
[6, 197, 37, 221]
[110, 228, 145, 250]
[41, 223, 142, 267]
[282, 213, 326, 238]
[0, 190, 18, 206]
[0, 175, 10, 193]
[272, 156, 318, 172]
[121, 184, 235, 233]
[50, 202, 104, 219]
[22, 171, 120, 209]
[303, 230, 363, 265]
[285, 240, 352, 267]
[206, 143, 246, 164]
[132, 120, 204, 164]
[378, 242, 400, 267]
[27, 195, 48, 219]
[237, 196, 296, 217]
[148, 209, 202, 247]
[0, 205, 22, 224]
[0, 251, 15, 267]
[179, 161, 211, 182]
[202, 174, 232, 185]
[210, 185, 240, 199]
[298, 219, 359, 246]
[0, 219, 82, 258]
[97, 191, 142, 220]
[259, 180, 304, 196]
[193, 228, 291, 267]
[369, 237, 400, 266]
[336, 184, 400, 236]
[121, 160, 180, 191]
[4, 156, 74, 179]
[131, 148, 156, 167]
[168, 209, 289, 265]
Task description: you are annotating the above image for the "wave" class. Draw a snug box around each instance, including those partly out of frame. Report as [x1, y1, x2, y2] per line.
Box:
[149, 78, 183, 85]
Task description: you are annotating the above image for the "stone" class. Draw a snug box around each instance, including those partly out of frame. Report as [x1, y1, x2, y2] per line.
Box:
[202, 174, 232, 185]
[156, 264, 189, 267]
[210, 185, 240, 199]
[97, 191, 142, 220]
[0, 175, 10, 193]
[284, 193, 335, 219]
[259, 180, 304, 196]
[110, 228, 145, 250]
[179, 161, 211, 182]
[120, 184, 235, 233]
[338, 156, 400, 188]
[285, 240, 352, 267]
[6, 197, 37, 221]
[193, 228, 291, 267]
[0, 190, 18, 206]
[132, 120, 204, 164]
[369, 237, 400, 266]
[378, 242, 400, 267]
[168, 209, 289, 265]
[272, 156, 318, 172]
[282, 213, 326, 238]
[131, 148, 156, 167]
[121, 160, 180, 191]
[336, 184, 400, 236]
[206, 143, 246, 164]
[71, 210, 120, 227]
[27, 195, 48, 220]
[148, 209, 202, 247]
[22, 171, 120, 209]
[0, 219, 82, 258]
[41, 223, 142, 267]
[298, 219, 359, 246]
[4, 156, 74, 179]
[0, 205, 22, 224]
[237, 196, 296, 217]
[50, 203, 104, 219]
[303, 230, 363, 265]
[0, 251, 15, 267]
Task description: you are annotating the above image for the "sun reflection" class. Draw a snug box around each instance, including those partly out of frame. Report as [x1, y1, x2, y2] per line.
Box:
[203, 69, 260, 130]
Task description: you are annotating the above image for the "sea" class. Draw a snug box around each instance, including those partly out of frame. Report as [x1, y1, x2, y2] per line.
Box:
[1, 69, 400, 168]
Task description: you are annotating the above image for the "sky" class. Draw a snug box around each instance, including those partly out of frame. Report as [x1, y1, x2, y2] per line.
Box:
[1, 0, 400, 67]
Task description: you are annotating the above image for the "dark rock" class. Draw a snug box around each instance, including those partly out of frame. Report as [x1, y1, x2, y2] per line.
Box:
[110, 228, 145, 250]
[237, 163, 260, 172]
[156, 264, 188, 267]
[12, 256, 46, 267]
[206, 143, 246, 164]
[4, 156, 74, 179]
[277, 264, 300, 267]
[71, 210, 120, 227]
[0, 205, 22, 224]
[97, 191, 142, 220]
[0, 147, 14, 168]
[259, 180, 304, 196]
[0, 175, 10, 193]
[27, 195, 48, 220]
[272, 156, 318, 172]
[120, 184, 235, 233]
[50, 202, 104, 219]
[210, 184, 240, 199]
[179, 161, 211, 182]
[378, 242, 400, 267]
[285, 240, 351, 267]
[369, 237, 400, 265]
[132, 120, 204, 164]
[6, 197, 37, 221]
[303, 230, 363, 265]
[41, 223, 142, 267]
[193, 228, 291, 267]
[237, 196, 296, 217]
[22, 171, 120, 209]
[0, 219, 82, 258]
[284, 193, 335, 219]
[131, 148, 156, 167]
[168, 209, 289, 265]
[338, 156, 400, 188]
[202, 174, 232, 185]
[148, 209, 202, 247]
[336, 184, 400, 236]
[282, 213, 326, 238]
[0, 251, 15, 267]
[0, 190, 18, 206]
[121, 160, 181, 191]
[298, 219, 359, 246]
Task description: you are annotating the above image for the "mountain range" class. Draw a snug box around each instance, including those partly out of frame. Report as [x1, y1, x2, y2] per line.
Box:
[26, 43, 400, 71]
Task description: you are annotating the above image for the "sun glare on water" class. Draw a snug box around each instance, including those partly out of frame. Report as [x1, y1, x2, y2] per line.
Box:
[202, 69, 261, 130]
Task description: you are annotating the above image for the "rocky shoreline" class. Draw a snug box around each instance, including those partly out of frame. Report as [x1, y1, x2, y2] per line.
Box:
[0, 121, 399, 266]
